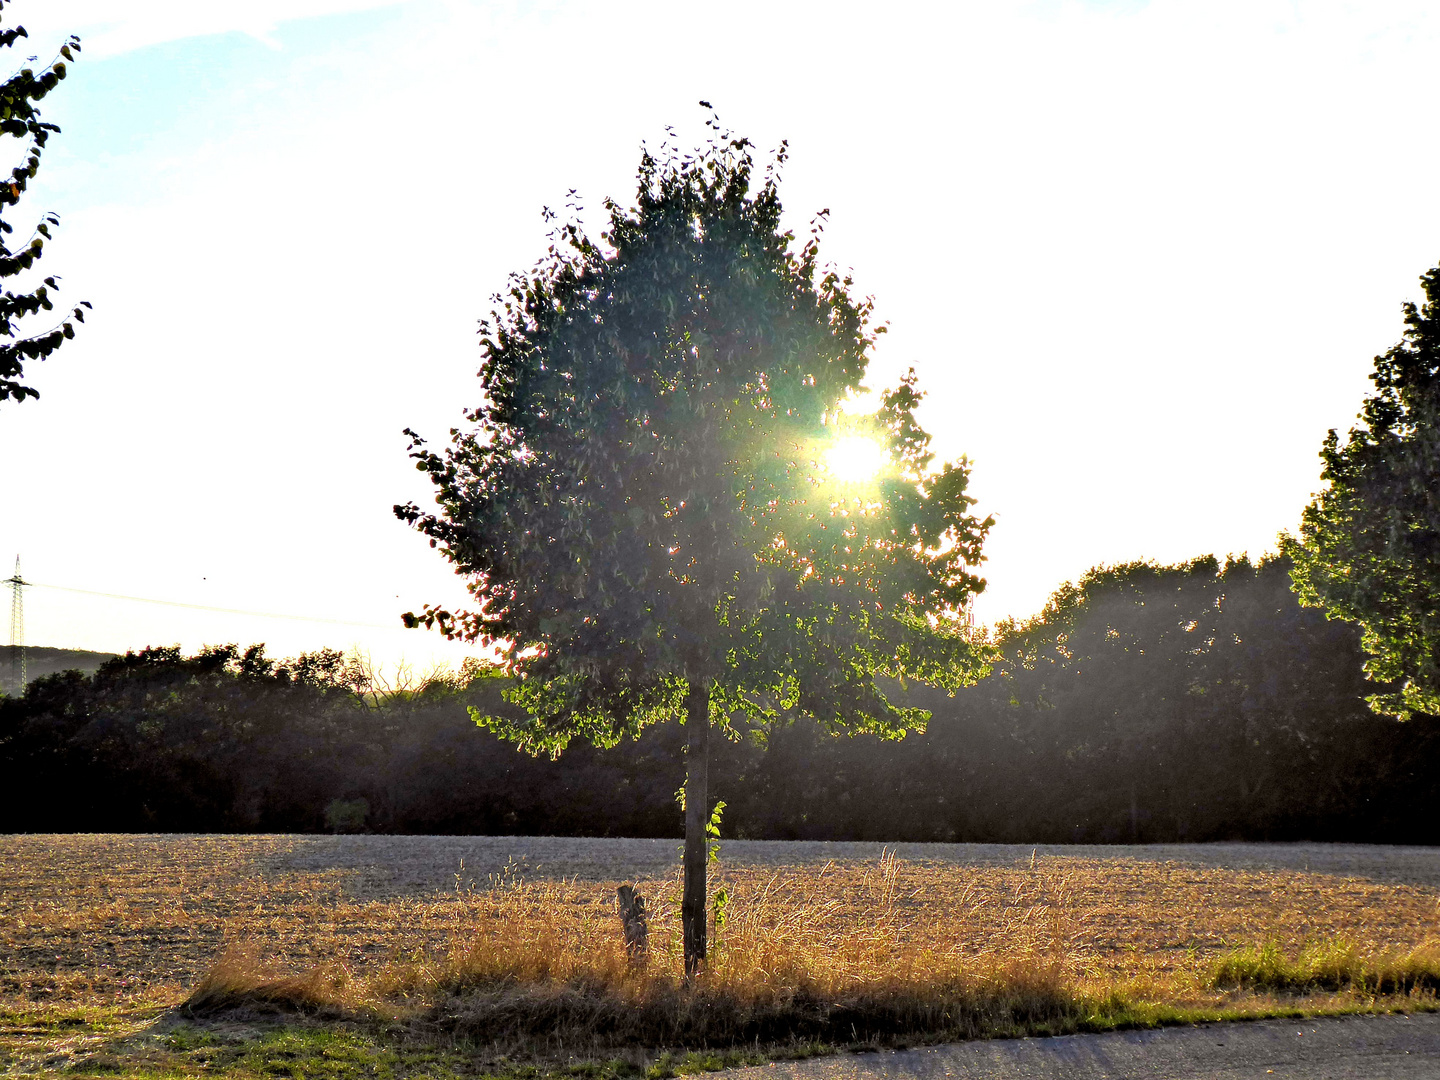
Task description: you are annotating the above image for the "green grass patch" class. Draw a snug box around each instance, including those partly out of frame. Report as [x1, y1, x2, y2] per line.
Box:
[1210, 939, 1440, 995]
[25, 984, 1434, 1079]
[33, 991, 1440, 1080]
[45, 1023, 798, 1080]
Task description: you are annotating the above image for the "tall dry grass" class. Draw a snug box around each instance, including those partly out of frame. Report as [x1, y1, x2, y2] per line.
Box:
[185, 851, 1095, 1053]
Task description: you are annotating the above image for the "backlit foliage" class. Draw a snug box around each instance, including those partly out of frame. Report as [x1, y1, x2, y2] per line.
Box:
[1287, 264, 1440, 718]
[397, 120, 992, 753]
[0, 0, 89, 405]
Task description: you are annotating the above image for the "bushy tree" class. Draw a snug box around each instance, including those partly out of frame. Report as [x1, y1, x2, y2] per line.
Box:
[1286, 264, 1440, 718]
[396, 123, 992, 972]
[0, 0, 89, 405]
[982, 555, 1388, 840]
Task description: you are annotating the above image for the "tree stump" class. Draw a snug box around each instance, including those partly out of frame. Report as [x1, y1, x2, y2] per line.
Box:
[616, 884, 648, 966]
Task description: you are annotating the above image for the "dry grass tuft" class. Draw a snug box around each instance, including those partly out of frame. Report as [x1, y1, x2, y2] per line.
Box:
[182, 946, 352, 1019]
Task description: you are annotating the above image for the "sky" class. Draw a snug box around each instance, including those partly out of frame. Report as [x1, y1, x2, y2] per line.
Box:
[2, 0, 1439, 674]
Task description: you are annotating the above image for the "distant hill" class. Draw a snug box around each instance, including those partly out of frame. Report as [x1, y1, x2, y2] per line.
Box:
[0, 646, 120, 697]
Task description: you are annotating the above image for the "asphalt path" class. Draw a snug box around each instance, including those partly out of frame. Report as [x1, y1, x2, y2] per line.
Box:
[723, 1013, 1440, 1079]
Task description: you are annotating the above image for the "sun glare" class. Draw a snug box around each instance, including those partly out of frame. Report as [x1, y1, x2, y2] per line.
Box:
[826, 435, 889, 484]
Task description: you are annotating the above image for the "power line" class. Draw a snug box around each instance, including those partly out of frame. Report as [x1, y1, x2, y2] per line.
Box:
[28, 581, 407, 631]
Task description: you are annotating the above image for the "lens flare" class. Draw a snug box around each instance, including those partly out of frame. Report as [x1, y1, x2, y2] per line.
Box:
[826, 435, 889, 484]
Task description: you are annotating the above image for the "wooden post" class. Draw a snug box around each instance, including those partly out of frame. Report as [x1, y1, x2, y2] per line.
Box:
[616, 884, 648, 966]
[681, 681, 709, 977]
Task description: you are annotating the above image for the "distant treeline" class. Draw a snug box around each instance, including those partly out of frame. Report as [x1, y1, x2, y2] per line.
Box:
[0, 646, 118, 697]
[2, 555, 1436, 842]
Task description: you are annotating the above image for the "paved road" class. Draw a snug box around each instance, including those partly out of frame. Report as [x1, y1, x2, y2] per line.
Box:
[723, 1013, 1440, 1079]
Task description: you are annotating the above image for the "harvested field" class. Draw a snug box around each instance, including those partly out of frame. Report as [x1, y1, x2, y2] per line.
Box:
[2, 836, 1438, 1072]
[3, 835, 1439, 1008]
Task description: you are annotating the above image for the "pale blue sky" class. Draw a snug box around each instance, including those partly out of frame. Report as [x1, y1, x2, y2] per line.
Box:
[5, 0, 1440, 672]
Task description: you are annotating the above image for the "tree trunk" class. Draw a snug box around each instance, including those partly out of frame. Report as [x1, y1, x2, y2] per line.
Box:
[682, 680, 709, 977]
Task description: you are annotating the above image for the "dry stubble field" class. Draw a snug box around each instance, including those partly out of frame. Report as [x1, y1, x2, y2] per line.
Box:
[2, 836, 1439, 1073]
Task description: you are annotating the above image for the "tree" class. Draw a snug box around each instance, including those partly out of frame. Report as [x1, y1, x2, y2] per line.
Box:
[0, 0, 89, 405]
[1286, 264, 1440, 718]
[396, 121, 992, 974]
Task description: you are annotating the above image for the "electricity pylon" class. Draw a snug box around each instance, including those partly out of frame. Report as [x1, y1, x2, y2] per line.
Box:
[6, 556, 27, 692]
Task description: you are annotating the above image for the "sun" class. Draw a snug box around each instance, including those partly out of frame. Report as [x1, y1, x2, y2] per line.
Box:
[825, 435, 890, 484]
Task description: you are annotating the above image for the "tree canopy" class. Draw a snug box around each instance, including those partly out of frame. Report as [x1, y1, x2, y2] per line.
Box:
[396, 126, 993, 750]
[0, 0, 89, 405]
[1286, 263, 1440, 718]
